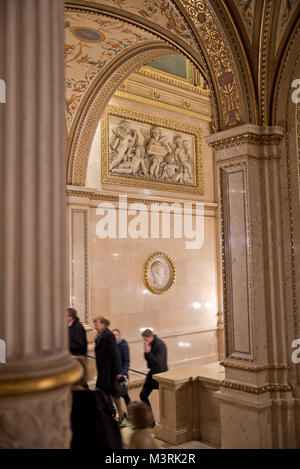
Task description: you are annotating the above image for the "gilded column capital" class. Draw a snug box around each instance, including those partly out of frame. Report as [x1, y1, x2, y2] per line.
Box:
[205, 124, 285, 163]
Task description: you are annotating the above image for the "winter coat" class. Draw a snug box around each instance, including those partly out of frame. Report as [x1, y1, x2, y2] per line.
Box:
[144, 335, 168, 380]
[69, 318, 87, 356]
[95, 327, 122, 395]
[117, 338, 130, 378]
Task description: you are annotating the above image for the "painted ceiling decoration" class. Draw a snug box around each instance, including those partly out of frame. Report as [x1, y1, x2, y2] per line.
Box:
[65, 1, 245, 133]
[65, 0, 300, 140]
[275, 0, 298, 56]
[234, 0, 255, 39]
[65, 10, 158, 131]
[88, 0, 197, 49]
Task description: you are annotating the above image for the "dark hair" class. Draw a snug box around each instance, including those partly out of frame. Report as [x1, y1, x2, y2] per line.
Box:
[128, 401, 153, 429]
[141, 328, 153, 338]
[112, 329, 121, 335]
[67, 308, 78, 321]
[93, 316, 110, 327]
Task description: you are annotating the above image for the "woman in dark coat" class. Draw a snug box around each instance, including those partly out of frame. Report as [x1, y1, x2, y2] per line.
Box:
[93, 316, 125, 421]
[71, 356, 123, 450]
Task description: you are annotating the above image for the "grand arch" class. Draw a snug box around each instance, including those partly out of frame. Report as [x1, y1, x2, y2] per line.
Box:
[66, 0, 258, 186]
[0, 0, 300, 449]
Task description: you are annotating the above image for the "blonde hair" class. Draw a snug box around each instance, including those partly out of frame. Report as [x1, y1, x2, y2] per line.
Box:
[93, 316, 110, 327]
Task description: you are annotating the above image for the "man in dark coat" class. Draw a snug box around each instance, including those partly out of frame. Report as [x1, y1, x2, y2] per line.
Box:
[140, 328, 168, 424]
[93, 317, 123, 397]
[67, 308, 87, 356]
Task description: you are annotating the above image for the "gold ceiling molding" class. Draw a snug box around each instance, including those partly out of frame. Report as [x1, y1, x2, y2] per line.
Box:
[136, 66, 210, 97]
[177, 0, 242, 128]
[68, 43, 174, 186]
[218, 0, 258, 126]
[114, 89, 211, 122]
[0, 363, 83, 397]
[258, 0, 272, 125]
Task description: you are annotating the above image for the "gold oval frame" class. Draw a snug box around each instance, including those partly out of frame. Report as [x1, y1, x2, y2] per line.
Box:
[143, 252, 176, 295]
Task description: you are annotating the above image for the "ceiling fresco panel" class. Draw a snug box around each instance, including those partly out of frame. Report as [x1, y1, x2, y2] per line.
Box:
[90, 0, 197, 49]
[65, 10, 158, 131]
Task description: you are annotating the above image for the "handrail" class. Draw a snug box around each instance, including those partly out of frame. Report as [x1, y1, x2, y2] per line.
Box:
[86, 354, 147, 376]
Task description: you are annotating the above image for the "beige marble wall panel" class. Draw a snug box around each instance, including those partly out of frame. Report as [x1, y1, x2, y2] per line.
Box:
[70, 209, 88, 324]
[226, 169, 251, 355]
[73, 201, 221, 372]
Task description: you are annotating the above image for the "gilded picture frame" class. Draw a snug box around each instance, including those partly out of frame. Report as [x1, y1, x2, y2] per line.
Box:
[101, 105, 204, 195]
[143, 252, 176, 295]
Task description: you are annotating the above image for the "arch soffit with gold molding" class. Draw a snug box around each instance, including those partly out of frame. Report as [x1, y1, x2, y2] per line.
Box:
[67, 42, 176, 186]
[66, 0, 257, 186]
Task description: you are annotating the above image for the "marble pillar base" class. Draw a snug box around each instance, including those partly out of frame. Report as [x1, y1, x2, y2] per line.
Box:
[215, 388, 273, 449]
[0, 386, 72, 449]
[154, 363, 224, 447]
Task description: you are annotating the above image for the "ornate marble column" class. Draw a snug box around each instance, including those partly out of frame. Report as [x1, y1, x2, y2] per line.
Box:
[0, 0, 81, 448]
[206, 124, 296, 449]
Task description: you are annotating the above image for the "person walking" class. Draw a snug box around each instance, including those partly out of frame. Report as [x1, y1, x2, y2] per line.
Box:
[67, 308, 87, 357]
[93, 316, 125, 423]
[140, 329, 168, 425]
[112, 329, 131, 408]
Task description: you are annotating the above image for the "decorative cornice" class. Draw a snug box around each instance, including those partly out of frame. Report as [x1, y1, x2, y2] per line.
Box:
[136, 66, 210, 97]
[67, 188, 217, 210]
[220, 362, 290, 372]
[207, 133, 283, 151]
[114, 90, 211, 122]
[219, 380, 292, 395]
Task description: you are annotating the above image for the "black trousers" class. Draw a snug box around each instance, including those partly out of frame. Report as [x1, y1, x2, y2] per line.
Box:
[139, 376, 159, 416]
